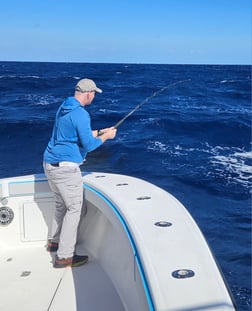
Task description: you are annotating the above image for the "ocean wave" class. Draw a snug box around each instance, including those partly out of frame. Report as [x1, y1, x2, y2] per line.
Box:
[220, 80, 237, 83]
[147, 140, 169, 153]
[0, 75, 40, 79]
[210, 151, 252, 189]
[25, 94, 60, 106]
[234, 151, 252, 159]
[139, 117, 158, 124]
[146, 140, 251, 192]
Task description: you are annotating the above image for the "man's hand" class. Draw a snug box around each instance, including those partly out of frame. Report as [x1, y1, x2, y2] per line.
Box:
[99, 127, 117, 142]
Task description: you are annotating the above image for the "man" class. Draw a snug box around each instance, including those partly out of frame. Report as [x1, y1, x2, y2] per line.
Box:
[43, 78, 117, 268]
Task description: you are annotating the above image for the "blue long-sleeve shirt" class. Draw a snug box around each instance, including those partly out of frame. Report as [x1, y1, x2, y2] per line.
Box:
[43, 97, 102, 164]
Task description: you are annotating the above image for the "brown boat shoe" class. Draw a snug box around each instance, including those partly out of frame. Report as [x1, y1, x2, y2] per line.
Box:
[54, 254, 88, 268]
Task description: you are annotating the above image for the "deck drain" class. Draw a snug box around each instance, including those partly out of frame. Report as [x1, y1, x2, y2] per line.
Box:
[155, 221, 172, 227]
[136, 196, 151, 200]
[172, 269, 195, 279]
[21, 271, 31, 277]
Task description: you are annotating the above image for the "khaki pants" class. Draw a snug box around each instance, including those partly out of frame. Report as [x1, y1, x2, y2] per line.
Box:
[43, 162, 83, 258]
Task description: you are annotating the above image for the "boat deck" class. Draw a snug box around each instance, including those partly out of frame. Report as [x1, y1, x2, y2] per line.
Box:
[0, 172, 236, 311]
[0, 246, 125, 311]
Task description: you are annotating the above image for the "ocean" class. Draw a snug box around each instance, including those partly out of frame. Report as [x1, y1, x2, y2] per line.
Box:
[0, 61, 251, 310]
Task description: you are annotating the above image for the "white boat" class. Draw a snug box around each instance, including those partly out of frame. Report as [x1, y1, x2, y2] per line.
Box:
[0, 172, 236, 311]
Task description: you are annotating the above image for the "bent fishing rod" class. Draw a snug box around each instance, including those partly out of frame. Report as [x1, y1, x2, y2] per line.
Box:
[97, 79, 190, 136]
[113, 79, 191, 129]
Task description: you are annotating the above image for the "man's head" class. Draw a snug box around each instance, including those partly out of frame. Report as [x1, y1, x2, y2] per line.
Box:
[75, 78, 102, 94]
[74, 78, 102, 105]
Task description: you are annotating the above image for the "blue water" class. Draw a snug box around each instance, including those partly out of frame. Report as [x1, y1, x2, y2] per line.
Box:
[0, 61, 251, 310]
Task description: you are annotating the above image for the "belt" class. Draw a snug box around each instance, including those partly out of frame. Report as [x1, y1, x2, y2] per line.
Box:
[51, 163, 60, 167]
[50, 162, 80, 167]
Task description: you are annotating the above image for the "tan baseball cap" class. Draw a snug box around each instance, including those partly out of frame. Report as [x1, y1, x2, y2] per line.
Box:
[75, 78, 103, 93]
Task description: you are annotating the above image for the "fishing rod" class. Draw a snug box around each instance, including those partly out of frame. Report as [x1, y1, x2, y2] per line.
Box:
[113, 79, 191, 129]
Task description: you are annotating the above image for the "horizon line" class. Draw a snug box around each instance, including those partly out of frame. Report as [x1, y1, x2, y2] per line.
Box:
[0, 60, 250, 66]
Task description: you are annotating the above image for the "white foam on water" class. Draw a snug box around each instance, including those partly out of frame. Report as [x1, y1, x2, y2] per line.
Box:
[220, 79, 236, 83]
[147, 141, 169, 153]
[147, 140, 251, 189]
[210, 150, 252, 188]
[26, 94, 60, 106]
[23, 75, 40, 79]
[0, 75, 40, 79]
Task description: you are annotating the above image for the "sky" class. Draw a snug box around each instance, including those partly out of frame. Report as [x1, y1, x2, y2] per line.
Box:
[0, 0, 251, 64]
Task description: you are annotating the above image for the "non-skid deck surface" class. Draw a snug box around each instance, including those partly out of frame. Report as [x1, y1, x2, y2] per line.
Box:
[0, 247, 125, 311]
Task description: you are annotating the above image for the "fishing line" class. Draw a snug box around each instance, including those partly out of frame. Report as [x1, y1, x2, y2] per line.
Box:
[113, 79, 191, 129]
